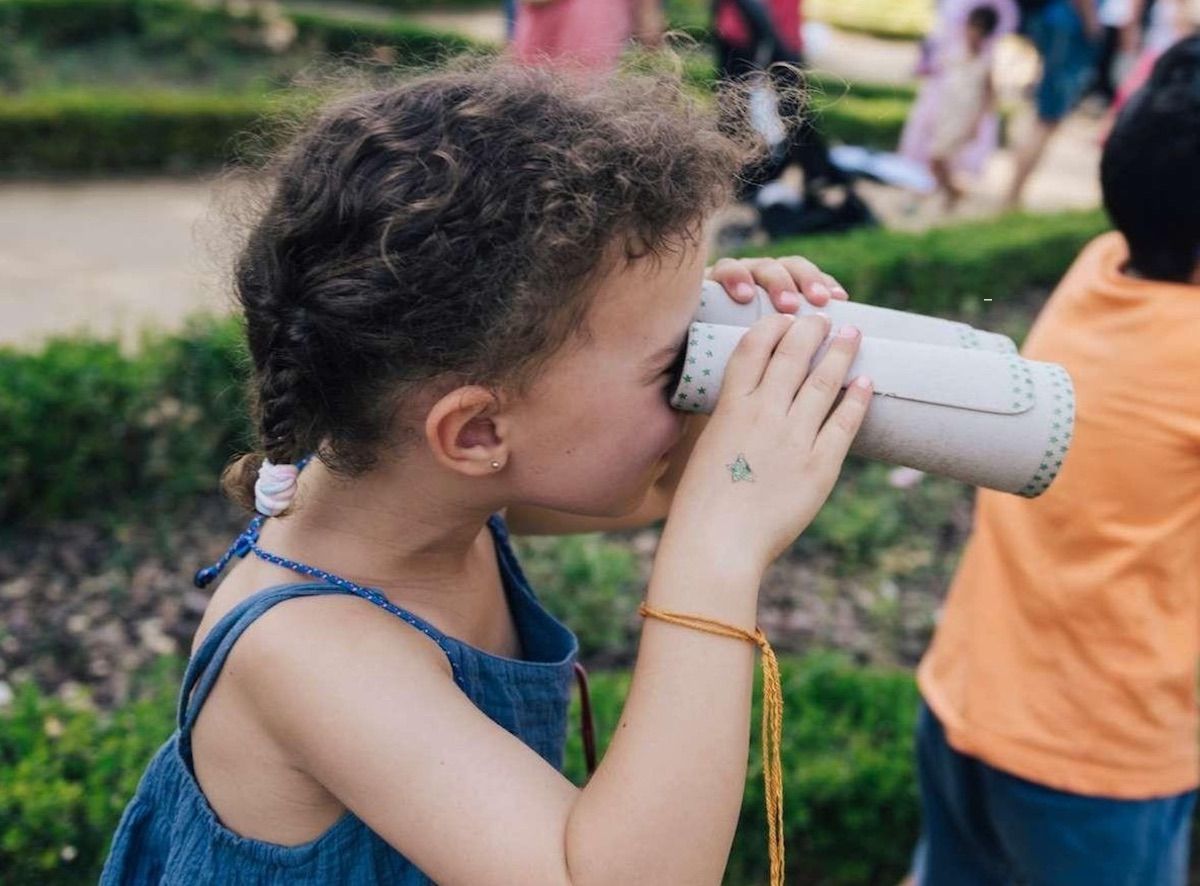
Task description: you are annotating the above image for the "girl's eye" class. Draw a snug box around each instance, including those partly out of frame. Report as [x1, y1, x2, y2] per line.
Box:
[660, 345, 688, 403]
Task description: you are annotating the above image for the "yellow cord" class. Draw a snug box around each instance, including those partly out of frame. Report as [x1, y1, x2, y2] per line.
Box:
[637, 602, 784, 886]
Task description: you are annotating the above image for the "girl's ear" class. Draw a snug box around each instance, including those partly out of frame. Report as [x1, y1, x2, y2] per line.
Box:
[424, 385, 511, 477]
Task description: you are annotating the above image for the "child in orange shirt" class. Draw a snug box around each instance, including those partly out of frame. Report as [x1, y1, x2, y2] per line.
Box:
[912, 35, 1200, 885]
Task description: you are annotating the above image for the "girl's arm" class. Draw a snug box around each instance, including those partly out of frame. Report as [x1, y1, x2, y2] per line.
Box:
[963, 71, 996, 150]
[240, 544, 759, 885]
[632, 0, 665, 48]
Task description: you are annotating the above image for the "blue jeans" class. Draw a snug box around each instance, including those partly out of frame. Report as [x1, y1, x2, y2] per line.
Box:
[913, 701, 1197, 885]
[1023, 0, 1099, 122]
[504, 0, 517, 39]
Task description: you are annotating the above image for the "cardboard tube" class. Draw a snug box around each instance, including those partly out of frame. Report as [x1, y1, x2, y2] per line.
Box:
[698, 280, 1017, 354]
[670, 321, 1075, 497]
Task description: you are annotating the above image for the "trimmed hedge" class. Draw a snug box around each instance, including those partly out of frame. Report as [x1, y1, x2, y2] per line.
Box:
[0, 652, 919, 884]
[0, 0, 258, 48]
[0, 210, 1107, 526]
[0, 0, 915, 172]
[0, 80, 910, 174]
[288, 10, 482, 61]
[760, 209, 1108, 315]
[0, 317, 251, 525]
[562, 654, 922, 885]
[0, 91, 292, 173]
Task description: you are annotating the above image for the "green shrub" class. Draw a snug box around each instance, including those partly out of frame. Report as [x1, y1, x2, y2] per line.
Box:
[0, 0, 911, 172]
[802, 459, 964, 572]
[288, 10, 483, 61]
[0, 77, 909, 174]
[0, 0, 266, 49]
[0, 316, 251, 524]
[757, 209, 1109, 314]
[0, 652, 918, 884]
[6, 628, 1200, 884]
[0, 90, 293, 173]
[0, 0, 483, 62]
[562, 653, 922, 885]
[289, 0, 504, 13]
[515, 534, 641, 663]
[0, 656, 181, 884]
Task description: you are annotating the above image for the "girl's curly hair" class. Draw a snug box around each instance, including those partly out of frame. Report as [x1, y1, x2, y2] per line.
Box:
[222, 59, 761, 512]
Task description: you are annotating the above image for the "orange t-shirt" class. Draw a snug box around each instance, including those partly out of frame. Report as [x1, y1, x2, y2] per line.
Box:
[918, 231, 1200, 799]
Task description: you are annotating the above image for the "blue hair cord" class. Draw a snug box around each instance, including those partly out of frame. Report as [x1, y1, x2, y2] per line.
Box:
[193, 453, 314, 589]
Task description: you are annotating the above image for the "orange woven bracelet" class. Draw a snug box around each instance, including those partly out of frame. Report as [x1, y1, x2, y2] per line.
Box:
[637, 602, 784, 886]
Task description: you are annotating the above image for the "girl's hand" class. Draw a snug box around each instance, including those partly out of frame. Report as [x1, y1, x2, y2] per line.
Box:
[661, 313, 872, 575]
[705, 256, 850, 313]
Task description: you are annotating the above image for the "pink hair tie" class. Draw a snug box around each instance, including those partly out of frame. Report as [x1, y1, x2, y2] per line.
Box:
[255, 459, 299, 516]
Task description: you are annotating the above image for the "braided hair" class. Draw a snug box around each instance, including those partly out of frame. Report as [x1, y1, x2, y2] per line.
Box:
[222, 60, 761, 513]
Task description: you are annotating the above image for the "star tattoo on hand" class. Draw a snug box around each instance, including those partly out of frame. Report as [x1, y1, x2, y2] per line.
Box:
[726, 453, 754, 483]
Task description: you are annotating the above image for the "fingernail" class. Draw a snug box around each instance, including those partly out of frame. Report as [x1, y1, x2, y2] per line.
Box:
[853, 375, 873, 389]
[811, 282, 831, 299]
[832, 286, 849, 300]
[780, 290, 799, 309]
[736, 283, 755, 299]
[837, 324, 860, 340]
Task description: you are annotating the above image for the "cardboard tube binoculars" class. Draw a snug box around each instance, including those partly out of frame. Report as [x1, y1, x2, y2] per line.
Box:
[667, 281, 1076, 497]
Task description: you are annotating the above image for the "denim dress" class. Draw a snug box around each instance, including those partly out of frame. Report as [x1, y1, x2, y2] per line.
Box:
[100, 513, 580, 884]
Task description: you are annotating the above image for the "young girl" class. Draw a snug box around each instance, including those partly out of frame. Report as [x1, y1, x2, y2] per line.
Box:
[511, 0, 664, 74]
[900, 0, 1016, 209]
[100, 62, 871, 885]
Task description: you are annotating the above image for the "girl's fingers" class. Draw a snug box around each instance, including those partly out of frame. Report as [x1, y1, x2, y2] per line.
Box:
[742, 258, 803, 311]
[811, 375, 874, 462]
[777, 256, 835, 306]
[708, 257, 759, 302]
[756, 314, 832, 406]
[708, 256, 848, 310]
[788, 324, 862, 437]
[822, 272, 849, 300]
[719, 314, 797, 400]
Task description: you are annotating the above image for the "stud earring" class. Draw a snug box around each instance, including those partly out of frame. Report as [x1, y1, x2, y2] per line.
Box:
[490, 460, 501, 470]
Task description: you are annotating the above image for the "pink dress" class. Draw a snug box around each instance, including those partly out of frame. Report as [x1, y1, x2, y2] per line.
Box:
[714, 0, 804, 57]
[511, 0, 636, 75]
[899, 0, 1018, 176]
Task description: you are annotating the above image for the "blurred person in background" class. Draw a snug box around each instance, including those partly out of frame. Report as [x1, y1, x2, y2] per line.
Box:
[900, 0, 1017, 210]
[910, 35, 1200, 886]
[1108, 0, 1199, 112]
[712, 0, 876, 238]
[511, 0, 665, 75]
[1005, 0, 1102, 207]
[1084, 0, 1144, 106]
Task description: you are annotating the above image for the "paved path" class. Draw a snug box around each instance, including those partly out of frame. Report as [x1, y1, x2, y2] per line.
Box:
[0, 176, 239, 349]
[0, 18, 1101, 349]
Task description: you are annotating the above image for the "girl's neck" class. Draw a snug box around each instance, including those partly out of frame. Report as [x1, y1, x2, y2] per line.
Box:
[256, 455, 504, 608]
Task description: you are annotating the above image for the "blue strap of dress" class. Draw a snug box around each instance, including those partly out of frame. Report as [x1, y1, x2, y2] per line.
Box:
[193, 454, 381, 596]
[186, 456, 597, 777]
[187, 454, 463, 701]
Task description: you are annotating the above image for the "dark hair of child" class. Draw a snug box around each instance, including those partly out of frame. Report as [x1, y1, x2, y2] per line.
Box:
[1101, 35, 1200, 282]
[967, 6, 1001, 37]
[220, 62, 763, 511]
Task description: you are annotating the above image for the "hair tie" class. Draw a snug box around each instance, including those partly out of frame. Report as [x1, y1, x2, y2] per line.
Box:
[255, 458, 299, 516]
